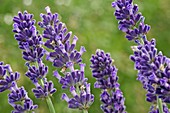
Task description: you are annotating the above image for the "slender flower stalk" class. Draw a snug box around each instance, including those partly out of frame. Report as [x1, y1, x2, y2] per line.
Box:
[38, 6, 94, 112]
[0, 62, 37, 113]
[90, 49, 126, 113]
[112, 0, 170, 112]
[13, 10, 56, 113]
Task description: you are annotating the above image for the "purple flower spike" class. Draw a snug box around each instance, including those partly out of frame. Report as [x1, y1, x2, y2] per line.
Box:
[38, 6, 93, 111]
[32, 79, 56, 98]
[13, 10, 45, 62]
[130, 39, 170, 103]
[13, 9, 56, 101]
[90, 49, 126, 113]
[112, 0, 150, 43]
[38, 6, 85, 68]
[112, 0, 170, 111]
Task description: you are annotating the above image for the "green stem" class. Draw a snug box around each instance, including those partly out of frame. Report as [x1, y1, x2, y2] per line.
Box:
[82, 110, 88, 113]
[40, 79, 56, 113]
[46, 96, 56, 113]
[157, 96, 163, 113]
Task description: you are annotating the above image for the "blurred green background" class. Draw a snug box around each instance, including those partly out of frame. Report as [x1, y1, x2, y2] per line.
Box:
[0, 0, 170, 113]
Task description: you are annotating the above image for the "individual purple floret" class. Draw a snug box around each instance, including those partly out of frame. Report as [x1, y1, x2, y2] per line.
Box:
[32, 78, 56, 98]
[38, 6, 86, 68]
[62, 84, 94, 110]
[90, 49, 126, 113]
[112, 0, 150, 43]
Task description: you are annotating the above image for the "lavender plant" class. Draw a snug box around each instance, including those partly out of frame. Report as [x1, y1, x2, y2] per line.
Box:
[11, 6, 94, 113]
[112, 0, 170, 112]
[0, 0, 170, 113]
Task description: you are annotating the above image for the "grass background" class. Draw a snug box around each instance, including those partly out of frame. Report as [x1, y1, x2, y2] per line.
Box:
[0, 0, 170, 112]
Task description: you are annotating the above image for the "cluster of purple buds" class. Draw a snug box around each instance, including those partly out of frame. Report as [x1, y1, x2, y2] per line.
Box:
[0, 62, 37, 113]
[112, 0, 150, 43]
[38, 7, 94, 111]
[112, 0, 170, 112]
[38, 6, 86, 68]
[13, 10, 56, 100]
[54, 62, 94, 110]
[130, 39, 170, 104]
[90, 50, 126, 113]
[13, 11, 44, 62]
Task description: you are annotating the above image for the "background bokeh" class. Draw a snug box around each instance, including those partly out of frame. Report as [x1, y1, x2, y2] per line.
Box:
[0, 0, 170, 113]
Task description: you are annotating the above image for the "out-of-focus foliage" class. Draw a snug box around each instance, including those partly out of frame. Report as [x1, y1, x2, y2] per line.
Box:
[0, 0, 170, 113]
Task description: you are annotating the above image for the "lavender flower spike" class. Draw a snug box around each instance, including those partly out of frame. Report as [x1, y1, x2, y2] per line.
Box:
[90, 49, 126, 113]
[112, 0, 170, 112]
[13, 8, 56, 98]
[112, 0, 150, 43]
[38, 6, 94, 112]
[38, 6, 86, 69]
[13, 8, 56, 113]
